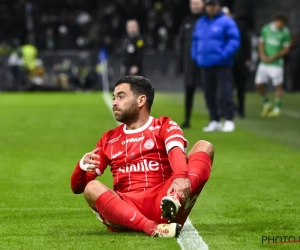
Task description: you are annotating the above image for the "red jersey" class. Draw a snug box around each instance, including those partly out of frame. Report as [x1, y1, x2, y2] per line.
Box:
[72, 116, 188, 193]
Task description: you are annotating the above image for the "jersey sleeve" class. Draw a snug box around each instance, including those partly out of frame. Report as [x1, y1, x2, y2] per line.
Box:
[159, 117, 188, 153]
[282, 28, 291, 47]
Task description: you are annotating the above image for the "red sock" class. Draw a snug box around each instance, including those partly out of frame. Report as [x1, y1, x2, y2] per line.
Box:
[174, 152, 212, 226]
[95, 191, 157, 235]
[188, 151, 212, 194]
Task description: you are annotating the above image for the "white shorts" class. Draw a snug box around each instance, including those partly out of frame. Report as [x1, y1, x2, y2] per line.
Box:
[255, 64, 284, 86]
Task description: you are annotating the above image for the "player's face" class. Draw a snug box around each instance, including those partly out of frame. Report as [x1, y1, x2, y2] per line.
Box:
[274, 20, 285, 30]
[112, 83, 139, 123]
[190, 0, 204, 14]
[126, 20, 139, 37]
[205, 4, 220, 17]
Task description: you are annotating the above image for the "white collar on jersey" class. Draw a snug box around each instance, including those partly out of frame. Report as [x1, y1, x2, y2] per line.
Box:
[270, 23, 276, 31]
[270, 22, 280, 31]
[123, 116, 153, 134]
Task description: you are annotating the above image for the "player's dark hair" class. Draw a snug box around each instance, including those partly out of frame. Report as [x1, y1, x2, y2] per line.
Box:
[273, 13, 288, 24]
[115, 76, 155, 112]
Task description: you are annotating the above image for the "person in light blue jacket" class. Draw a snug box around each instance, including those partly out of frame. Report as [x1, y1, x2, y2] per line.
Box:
[192, 0, 240, 132]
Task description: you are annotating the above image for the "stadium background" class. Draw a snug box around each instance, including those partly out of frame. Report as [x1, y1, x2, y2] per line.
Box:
[1, 1, 299, 250]
[0, 0, 300, 91]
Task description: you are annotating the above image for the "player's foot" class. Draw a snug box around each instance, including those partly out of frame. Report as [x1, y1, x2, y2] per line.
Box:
[222, 120, 235, 132]
[151, 223, 182, 238]
[203, 121, 222, 132]
[261, 104, 272, 117]
[160, 194, 181, 222]
[267, 108, 281, 117]
[181, 121, 190, 128]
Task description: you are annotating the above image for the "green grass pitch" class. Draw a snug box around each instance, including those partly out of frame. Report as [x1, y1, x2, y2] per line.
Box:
[0, 92, 299, 250]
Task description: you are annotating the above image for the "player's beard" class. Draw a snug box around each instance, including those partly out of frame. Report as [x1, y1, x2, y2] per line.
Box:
[113, 102, 139, 124]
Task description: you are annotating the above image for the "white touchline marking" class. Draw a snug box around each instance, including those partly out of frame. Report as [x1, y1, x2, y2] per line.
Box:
[178, 218, 209, 250]
[103, 91, 114, 116]
[282, 109, 300, 119]
[101, 65, 208, 249]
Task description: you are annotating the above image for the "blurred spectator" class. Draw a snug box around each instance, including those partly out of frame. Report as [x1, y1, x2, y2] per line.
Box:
[7, 38, 22, 90]
[255, 14, 291, 118]
[223, 7, 251, 118]
[176, 0, 204, 128]
[192, 0, 240, 132]
[57, 25, 74, 50]
[121, 19, 145, 76]
[0, 1, 193, 53]
[289, 33, 300, 91]
[21, 40, 38, 72]
[28, 59, 46, 88]
[54, 58, 79, 90]
[0, 40, 12, 56]
[20, 37, 38, 89]
[44, 28, 56, 51]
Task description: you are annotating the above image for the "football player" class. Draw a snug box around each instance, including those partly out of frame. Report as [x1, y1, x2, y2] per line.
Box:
[71, 76, 214, 237]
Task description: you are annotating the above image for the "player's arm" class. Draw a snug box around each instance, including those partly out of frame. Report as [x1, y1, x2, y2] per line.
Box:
[258, 41, 270, 63]
[269, 46, 289, 61]
[167, 138, 191, 202]
[161, 118, 191, 202]
[258, 26, 268, 62]
[167, 139, 188, 179]
[71, 141, 108, 194]
[269, 30, 291, 61]
[162, 119, 189, 177]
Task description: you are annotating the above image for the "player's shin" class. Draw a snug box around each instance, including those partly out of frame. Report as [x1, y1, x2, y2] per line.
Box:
[95, 191, 157, 235]
[174, 151, 212, 226]
[188, 151, 212, 192]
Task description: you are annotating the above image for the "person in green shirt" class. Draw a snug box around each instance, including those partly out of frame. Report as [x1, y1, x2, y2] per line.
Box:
[255, 14, 291, 117]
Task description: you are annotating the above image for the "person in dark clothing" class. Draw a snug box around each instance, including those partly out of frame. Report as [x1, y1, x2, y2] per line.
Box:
[233, 16, 251, 118]
[177, 0, 204, 128]
[191, 0, 240, 132]
[122, 19, 145, 76]
[223, 8, 251, 118]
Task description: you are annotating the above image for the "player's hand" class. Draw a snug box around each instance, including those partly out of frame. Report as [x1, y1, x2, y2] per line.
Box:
[167, 178, 191, 204]
[266, 55, 277, 62]
[260, 54, 268, 62]
[83, 148, 100, 172]
[262, 56, 275, 63]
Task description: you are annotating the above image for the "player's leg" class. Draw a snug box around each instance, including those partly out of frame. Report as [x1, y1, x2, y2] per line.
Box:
[84, 180, 180, 237]
[268, 66, 284, 117]
[182, 66, 200, 128]
[255, 64, 272, 117]
[202, 68, 222, 132]
[233, 63, 247, 118]
[161, 140, 213, 225]
[182, 85, 196, 128]
[216, 66, 235, 132]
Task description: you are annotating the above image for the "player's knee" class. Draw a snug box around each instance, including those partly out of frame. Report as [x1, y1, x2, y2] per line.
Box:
[84, 180, 103, 207]
[193, 140, 214, 160]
